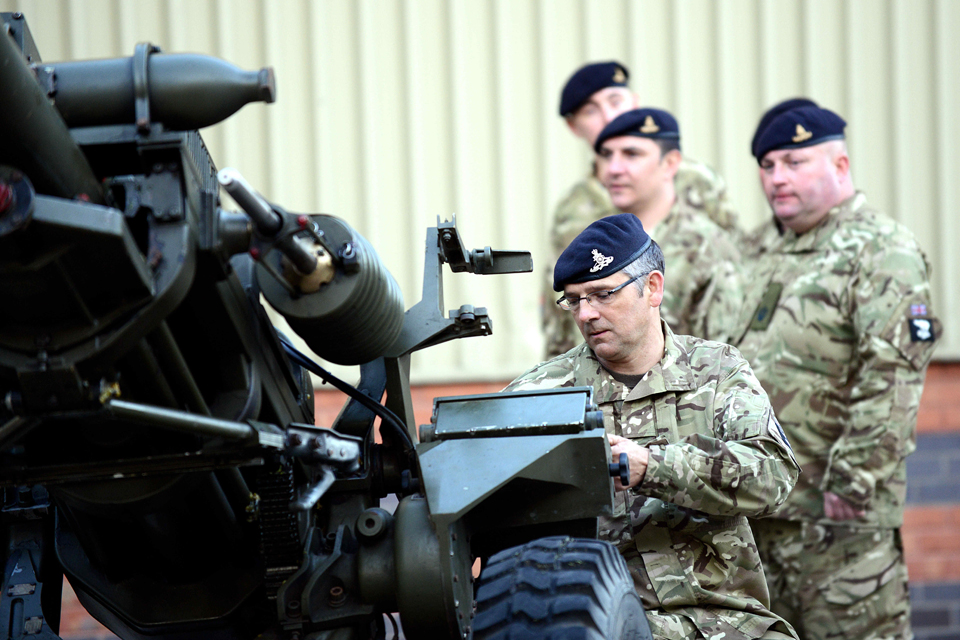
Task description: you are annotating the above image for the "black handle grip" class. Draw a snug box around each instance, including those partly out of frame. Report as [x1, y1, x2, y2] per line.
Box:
[608, 452, 630, 487]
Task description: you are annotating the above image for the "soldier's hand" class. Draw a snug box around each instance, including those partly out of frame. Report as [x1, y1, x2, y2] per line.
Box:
[608, 434, 649, 491]
[824, 491, 866, 520]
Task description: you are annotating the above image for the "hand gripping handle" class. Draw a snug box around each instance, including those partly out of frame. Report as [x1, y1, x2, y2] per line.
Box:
[609, 452, 630, 487]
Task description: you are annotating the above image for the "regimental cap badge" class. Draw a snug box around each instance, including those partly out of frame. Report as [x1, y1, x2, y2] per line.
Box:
[792, 123, 813, 143]
[589, 249, 614, 273]
[552, 213, 650, 291]
[612, 67, 627, 84]
[594, 108, 679, 152]
[639, 115, 660, 134]
[753, 105, 847, 162]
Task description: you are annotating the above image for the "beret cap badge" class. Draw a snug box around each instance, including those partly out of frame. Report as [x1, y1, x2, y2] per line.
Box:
[792, 124, 813, 143]
[558, 61, 630, 117]
[553, 213, 652, 291]
[593, 107, 680, 153]
[590, 249, 614, 273]
[753, 105, 846, 162]
[639, 116, 660, 134]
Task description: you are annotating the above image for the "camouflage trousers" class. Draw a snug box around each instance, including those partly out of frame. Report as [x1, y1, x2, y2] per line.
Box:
[634, 615, 794, 640]
[752, 519, 912, 640]
[619, 545, 798, 640]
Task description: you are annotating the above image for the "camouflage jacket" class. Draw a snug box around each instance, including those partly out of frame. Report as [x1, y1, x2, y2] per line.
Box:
[542, 161, 742, 358]
[734, 192, 941, 528]
[651, 199, 744, 344]
[742, 216, 784, 259]
[542, 190, 744, 358]
[506, 324, 800, 640]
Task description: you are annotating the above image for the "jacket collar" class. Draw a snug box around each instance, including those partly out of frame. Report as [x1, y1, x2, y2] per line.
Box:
[781, 191, 866, 252]
[573, 322, 699, 402]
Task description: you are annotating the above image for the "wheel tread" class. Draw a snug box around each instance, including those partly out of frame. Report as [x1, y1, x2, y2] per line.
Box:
[473, 537, 650, 640]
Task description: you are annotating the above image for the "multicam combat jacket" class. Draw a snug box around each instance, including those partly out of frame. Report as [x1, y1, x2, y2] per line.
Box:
[649, 199, 743, 344]
[506, 324, 800, 640]
[542, 161, 742, 358]
[734, 192, 941, 528]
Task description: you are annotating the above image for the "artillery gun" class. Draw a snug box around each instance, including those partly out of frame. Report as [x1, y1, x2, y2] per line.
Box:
[0, 13, 650, 640]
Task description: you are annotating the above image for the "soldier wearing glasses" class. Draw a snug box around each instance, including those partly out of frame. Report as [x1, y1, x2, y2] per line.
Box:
[505, 214, 800, 640]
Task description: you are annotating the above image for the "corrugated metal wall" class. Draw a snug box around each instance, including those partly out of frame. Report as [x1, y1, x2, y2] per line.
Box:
[5, 0, 958, 384]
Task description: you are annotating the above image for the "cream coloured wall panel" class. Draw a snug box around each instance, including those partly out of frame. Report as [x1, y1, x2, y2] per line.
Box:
[216, 0, 271, 200]
[930, 0, 959, 343]
[845, 0, 895, 219]
[312, 1, 363, 226]
[628, 1, 675, 109]
[2, 0, 957, 383]
[716, 0, 764, 221]
[673, 0, 720, 167]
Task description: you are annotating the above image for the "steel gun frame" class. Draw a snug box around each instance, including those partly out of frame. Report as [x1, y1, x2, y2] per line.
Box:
[0, 13, 648, 640]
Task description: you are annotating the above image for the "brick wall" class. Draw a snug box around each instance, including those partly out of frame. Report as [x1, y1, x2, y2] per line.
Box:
[55, 364, 960, 639]
[904, 363, 960, 640]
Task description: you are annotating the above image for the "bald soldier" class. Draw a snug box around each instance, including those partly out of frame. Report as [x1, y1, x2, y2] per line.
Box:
[542, 61, 740, 358]
[742, 97, 820, 258]
[507, 213, 799, 640]
[593, 108, 743, 344]
[734, 105, 942, 639]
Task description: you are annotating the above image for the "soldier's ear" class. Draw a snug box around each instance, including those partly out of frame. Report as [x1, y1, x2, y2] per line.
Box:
[662, 149, 682, 179]
[834, 152, 850, 179]
[646, 271, 665, 308]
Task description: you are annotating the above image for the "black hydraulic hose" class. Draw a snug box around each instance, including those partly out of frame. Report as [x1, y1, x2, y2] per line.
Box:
[278, 336, 415, 453]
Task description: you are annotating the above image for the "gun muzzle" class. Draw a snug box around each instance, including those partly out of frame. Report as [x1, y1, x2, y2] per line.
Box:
[37, 46, 276, 130]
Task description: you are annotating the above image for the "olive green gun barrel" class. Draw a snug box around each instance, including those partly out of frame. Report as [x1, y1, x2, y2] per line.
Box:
[0, 23, 103, 203]
[43, 50, 276, 130]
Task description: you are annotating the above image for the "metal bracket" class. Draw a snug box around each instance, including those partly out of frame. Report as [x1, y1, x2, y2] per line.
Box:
[437, 216, 533, 274]
[285, 426, 362, 511]
[133, 42, 162, 132]
[386, 217, 531, 357]
[0, 544, 58, 639]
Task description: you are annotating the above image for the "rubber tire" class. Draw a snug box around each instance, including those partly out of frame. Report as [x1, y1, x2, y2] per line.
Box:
[473, 536, 653, 640]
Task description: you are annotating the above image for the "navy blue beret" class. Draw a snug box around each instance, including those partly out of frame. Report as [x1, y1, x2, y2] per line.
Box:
[553, 213, 652, 291]
[754, 106, 847, 162]
[558, 61, 629, 117]
[593, 108, 680, 153]
[750, 97, 819, 158]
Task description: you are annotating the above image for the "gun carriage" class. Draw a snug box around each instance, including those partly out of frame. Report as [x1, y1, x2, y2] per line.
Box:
[0, 14, 649, 640]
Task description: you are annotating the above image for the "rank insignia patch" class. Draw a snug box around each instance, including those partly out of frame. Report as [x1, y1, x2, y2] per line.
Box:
[749, 282, 783, 331]
[909, 318, 935, 342]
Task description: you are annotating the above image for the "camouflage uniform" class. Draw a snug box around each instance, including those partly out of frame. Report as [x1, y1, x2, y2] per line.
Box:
[734, 192, 941, 640]
[542, 160, 742, 358]
[651, 199, 743, 345]
[742, 216, 784, 259]
[506, 323, 800, 640]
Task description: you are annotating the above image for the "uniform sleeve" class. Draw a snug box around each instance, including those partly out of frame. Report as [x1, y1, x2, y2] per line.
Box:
[674, 158, 742, 239]
[638, 354, 800, 518]
[637, 358, 800, 517]
[696, 231, 745, 345]
[502, 359, 577, 392]
[823, 238, 940, 508]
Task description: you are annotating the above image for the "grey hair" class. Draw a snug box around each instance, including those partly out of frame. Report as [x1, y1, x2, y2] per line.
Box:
[621, 239, 665, 293]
